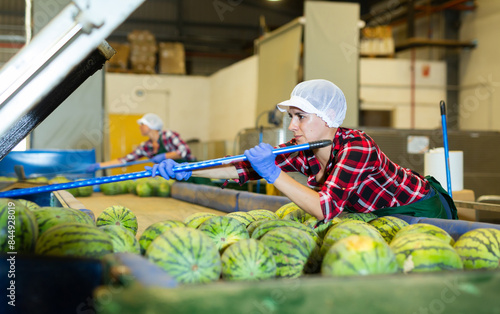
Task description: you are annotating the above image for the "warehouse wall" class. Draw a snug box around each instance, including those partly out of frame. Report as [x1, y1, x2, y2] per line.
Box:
[209, 55, 258, 144]
[459, 0, 500, 132]
[105, 73, 211, 144]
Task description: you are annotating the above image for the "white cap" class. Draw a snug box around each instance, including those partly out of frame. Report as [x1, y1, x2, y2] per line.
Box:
[277, 79, 346, 128]
[137, 113, 163, 131]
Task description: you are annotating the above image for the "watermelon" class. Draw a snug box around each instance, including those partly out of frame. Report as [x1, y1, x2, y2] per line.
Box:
[17, 199, 40, 211]
[251, 219, 321, 246]
[338, 212, 378, 223]
[392, 223, 454, 246]
[275, 202, 300, 219]
[184, 212, 218, 229]
[75, 179, 93, 197]
[96, 205, 138, 235]
[282, 208, 314, 224]
[157, 181, 171, 197]
[246, 219, 274, 237]
[139, 220, 186, 255]
[320, 220, 384, 257]
[225, 211, 256, 227]
[79, 208, 96, 224]
[145, 227, 221, 284]
[247, 209, 279, 221]
[126, 180, 138, 195]
[453, 228, 500, 270]
[314, 217, 342, 240]
[136, 181, 153, 197]
[390, 233, 463, 273]
[198, 216, 249, 252]
[33, 207, 93, 235]
[321, 235, 398, 276]
[260, 227, 320, 277]
[99, 224, 140, 254]
[35, 222, 113, 258]
[0, 199, 38, 253]
[100, 182, 123, 195]
[221, 239, 276, 281]
[369, 216, 409, 243]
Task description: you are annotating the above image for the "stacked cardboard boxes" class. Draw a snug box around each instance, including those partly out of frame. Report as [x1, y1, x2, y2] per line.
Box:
[107, 42, 130, 72]
[360, 25, 395, 57]
[128, 30, 157, 74]
[158, 42, 186, 75]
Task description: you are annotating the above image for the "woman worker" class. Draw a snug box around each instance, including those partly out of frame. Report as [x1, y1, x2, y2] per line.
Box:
[87, 113, 195, 172]
[150, 79, 457, 222]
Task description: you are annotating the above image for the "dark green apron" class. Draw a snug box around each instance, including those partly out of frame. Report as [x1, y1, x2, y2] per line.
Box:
[371, 176, 458, 220]
[157, 136, 212, 186]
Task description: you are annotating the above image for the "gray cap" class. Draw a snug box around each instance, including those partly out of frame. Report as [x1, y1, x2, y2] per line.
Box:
[277, 79, 346, 128]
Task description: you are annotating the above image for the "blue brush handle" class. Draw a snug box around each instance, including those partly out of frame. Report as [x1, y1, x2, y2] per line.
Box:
[0, 140, 332, 198]
[440, 101, 453, 197]
[98, 159, 153, 170]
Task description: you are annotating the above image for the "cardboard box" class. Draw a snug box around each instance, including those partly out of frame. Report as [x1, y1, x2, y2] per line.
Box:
[158, 42, 186, 75]
[107, 42, 130, 70]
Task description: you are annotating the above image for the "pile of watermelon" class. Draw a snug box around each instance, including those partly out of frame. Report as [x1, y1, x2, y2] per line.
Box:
[99, 177, 174, 197]
[2, 197, 500, 287]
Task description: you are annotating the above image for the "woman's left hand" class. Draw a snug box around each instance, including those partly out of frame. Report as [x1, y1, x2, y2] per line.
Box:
[244, 143, 281, 183]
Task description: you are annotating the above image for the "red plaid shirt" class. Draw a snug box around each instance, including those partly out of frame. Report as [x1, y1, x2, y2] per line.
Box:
[235, 127, 430, 221]
[119, 130, 195, 163]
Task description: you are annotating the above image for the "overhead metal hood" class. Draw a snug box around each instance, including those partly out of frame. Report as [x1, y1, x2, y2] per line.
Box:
[0, 0, 146, 161]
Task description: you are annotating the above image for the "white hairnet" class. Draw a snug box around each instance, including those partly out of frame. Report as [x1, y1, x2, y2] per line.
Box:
[137, 113, 164, 131]
[277, 79, 347, 128]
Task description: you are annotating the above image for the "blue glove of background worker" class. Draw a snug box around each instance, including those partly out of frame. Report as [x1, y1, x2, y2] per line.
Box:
[151, 153, 167, 163]
[146, 159, 192, 181]
[244, 143, 281, 184]
[86, 163, 100, 173]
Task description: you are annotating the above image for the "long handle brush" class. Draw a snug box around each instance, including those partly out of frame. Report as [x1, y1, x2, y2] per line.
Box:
[0, 140, 332, 198]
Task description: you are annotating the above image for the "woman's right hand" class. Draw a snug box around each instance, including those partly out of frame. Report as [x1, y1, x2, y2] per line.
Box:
[146, 159, 192, 181]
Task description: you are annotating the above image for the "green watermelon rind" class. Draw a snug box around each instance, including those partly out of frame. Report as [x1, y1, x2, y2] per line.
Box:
[145, 227, 221, 284]
[96, 205, 138, 235]
[369, 216, 409, 243]
[221, 238, 276, 281]
[453, 228, 500, 270]
[0, 199, 38, 253]
[198, 216, 250, 252]
[321, 235, 398, 276]
[35, 222, 113, 259]
[99, 224, 140, 254]
[139, 220, 186, 255]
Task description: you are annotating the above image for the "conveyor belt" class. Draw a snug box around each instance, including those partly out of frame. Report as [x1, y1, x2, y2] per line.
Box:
[75, 193, 225, 237]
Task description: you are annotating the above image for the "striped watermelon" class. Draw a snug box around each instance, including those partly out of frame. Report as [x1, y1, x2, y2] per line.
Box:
[139, 220, 186, 255]
[99, 224, 140, 254]
[198, 216, 249, 252]
[184, 212, 218, 229]
[247, 209, 279, 221]
[225, 211, 256, 227]
[320, 220, 384, 257]
[392, 223, 454, 246]
[453, 228, 500, 270]
[100, 182, 123, 195]
[338, 212, 378, 223]
[0, 199, 38, 253]
[17, 199, 40, 211]
[221, 238, 276, 281]
[260, 227, 320, 277]
[369, 216, 409, 243]
[321, 235, 398, 276]
[314, 217, 342, 240]
[35, 222, 113, 258]
[79, 208, 96, 224]
[282, 208, 314, 224]
[126, 180, 138, 195]
[96, 205, 138, 235]
[275, 202, 300, 219]
[251, 219, 321, 246]
[246, 219, 275, 237]
[145, 227, 221, 284]
[33, 207, 93, 235]
[390, 233, 463, 273]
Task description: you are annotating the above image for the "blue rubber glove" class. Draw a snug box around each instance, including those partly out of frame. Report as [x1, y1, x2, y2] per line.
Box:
[86, 163, 100, 173]
[146, 159, 192, 181]
[244, 143, 281, 183]
[151, 153, 167, 163]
